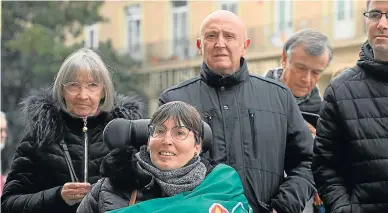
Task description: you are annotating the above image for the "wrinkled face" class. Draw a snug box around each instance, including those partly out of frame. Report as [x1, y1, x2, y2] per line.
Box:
[148, 119, 201, 171]
[0, 119, 7, 146]
[197, 15, 250, 75]
[63, 69, 105, 117]
[281, 45, 330, 97]
[366, 0, 388, 58]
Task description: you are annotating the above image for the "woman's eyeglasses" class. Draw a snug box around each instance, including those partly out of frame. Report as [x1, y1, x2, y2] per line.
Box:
[62, 82, 104, 95]
[148, 124, 198, 141]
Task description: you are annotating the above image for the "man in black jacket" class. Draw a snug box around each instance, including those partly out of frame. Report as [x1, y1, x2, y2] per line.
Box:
[313, 1, 388, 213]
[265, 29, 332, 137]
[159, 10, 315, 213]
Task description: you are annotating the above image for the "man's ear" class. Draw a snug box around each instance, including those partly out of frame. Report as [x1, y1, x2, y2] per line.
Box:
[242, 38, 251, 56]
[281, 51, 287, 69]
[197, 38, 202, 55]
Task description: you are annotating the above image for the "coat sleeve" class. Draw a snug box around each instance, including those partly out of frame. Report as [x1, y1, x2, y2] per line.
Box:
[312, 85, 351, 213]
[77, 179, 104, 213]
[271, 89, 316, 213]
[1, 138, 73, 213]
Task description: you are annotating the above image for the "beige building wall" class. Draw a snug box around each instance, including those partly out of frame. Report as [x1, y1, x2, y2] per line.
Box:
[71, 1, 368, 115]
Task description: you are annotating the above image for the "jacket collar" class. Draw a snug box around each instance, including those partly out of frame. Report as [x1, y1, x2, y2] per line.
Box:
[200, 57, 249, 88]
[60, 110, 109, 133]
[357, 41, 388, 81]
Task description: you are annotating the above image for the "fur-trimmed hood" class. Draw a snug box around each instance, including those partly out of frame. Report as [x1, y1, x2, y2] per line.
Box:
[20, 88, 144, 147]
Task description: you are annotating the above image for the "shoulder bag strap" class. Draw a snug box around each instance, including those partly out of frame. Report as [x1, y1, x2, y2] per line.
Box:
[59, 140, 79, 182]
[128, 189, 138, 206]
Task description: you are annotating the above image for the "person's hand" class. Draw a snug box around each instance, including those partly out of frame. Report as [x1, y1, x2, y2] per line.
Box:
[305, 121, 316, 137]
[61, 182, 91, 206]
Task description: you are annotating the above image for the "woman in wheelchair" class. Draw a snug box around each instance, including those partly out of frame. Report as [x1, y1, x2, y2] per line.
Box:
[77, 101, 252, 213]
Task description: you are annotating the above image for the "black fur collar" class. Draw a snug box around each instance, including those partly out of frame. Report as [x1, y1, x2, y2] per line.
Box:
[20, 88, 143, 147]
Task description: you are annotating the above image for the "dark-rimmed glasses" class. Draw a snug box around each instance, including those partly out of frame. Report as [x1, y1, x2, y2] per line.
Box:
[364, 11, 388, 22]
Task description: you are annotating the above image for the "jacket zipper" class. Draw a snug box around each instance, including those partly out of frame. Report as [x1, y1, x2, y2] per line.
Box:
[82, 117, 89, 183]
[205, 114, 213, 130]
[248, 109, 257, 158]
[205, 113, 213, 158]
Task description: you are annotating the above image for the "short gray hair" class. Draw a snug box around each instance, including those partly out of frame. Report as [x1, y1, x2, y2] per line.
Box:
[367, 0, 371, 9]
[53, 48, 114, 113]
[283, 29, 333, 64]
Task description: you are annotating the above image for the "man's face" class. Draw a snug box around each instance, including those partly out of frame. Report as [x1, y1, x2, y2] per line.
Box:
[197, 14, 250, 75]
[366, 0, 388, 56]
[281, 45, 330, 97]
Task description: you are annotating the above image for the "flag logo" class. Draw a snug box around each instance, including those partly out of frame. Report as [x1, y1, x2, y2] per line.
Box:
[209, 203, 229, 213]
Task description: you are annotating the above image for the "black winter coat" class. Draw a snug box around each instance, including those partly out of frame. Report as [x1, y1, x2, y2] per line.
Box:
[313, 41, 388, 213]
[158, 58, 315, 213]
[1, 88, 143, 213]
[76, 146, 215, 213]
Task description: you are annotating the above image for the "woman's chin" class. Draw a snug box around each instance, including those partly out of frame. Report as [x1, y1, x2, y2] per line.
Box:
[155, 162, 178, 171]
[71, 110, 95, 118]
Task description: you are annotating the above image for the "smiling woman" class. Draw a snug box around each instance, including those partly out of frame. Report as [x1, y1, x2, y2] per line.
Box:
[77, 101, 252, 213]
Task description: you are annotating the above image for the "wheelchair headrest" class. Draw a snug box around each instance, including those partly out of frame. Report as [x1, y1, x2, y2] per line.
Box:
[103, 119, 213, 152]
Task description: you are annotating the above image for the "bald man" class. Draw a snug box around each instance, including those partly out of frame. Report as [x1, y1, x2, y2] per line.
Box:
[159, 10, 314, 213]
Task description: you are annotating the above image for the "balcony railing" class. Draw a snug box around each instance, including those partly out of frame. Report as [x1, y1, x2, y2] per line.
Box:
[130, 9, 366, 67]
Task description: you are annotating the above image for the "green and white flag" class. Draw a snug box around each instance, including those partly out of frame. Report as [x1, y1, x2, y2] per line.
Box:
[108, 164, 253, 213]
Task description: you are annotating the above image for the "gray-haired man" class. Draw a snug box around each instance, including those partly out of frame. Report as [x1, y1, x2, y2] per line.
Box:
[265, 29, 332, 213]
[265, 29, 333, 137]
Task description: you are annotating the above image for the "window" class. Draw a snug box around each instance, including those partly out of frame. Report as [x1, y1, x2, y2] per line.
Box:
[334, 0, 354, 39]
[125, 5, 142, 60]
[84, 24, 99, 49]
[271, 0, 293, 47]
[172, 1, 189, 59]
[220, 1, 238, 14]
[274, 0, 292, 33]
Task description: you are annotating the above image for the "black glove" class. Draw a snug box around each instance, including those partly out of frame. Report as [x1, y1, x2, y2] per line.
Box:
[100, 145, 141, 191]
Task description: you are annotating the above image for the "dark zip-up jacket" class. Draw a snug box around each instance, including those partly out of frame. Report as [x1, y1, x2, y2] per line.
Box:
[158, 58, 315, 213]
[313, 41, 388, 213]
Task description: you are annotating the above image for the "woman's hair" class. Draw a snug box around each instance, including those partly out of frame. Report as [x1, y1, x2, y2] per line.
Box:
[150, 101, 202, 144]
[52, 48, 115, 112]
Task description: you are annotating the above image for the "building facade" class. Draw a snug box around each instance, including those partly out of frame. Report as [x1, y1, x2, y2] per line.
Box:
[82, 0, 368, 116]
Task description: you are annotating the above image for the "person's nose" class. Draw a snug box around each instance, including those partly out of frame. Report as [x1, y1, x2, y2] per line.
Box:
[162, 130, 174, 145]
[377, 14, 388, 31]
[77, 87, 89, 100]
[300, 71, 312, 84]
[215, 35, 226, 48]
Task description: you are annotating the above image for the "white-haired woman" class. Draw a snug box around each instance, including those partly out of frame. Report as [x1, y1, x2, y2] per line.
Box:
[1, 48, 143, 213]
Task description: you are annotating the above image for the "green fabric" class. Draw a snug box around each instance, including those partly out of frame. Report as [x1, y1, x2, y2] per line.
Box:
[108, 164, 252, 213]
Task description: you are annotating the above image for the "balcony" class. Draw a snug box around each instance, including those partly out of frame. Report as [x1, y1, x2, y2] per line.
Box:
[131, 9, 366, 68]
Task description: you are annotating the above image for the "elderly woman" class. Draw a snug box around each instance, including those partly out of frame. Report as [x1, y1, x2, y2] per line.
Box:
[77, 101, 251, 213]
[1, 48, 143, 213]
